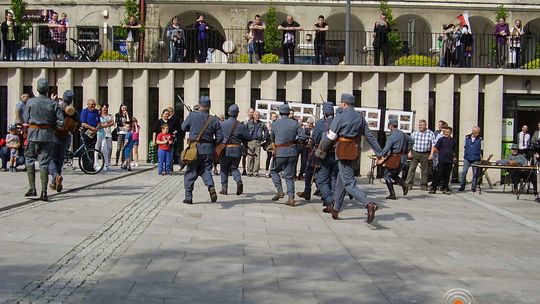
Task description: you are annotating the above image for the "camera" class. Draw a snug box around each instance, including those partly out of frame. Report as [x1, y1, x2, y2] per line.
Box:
[530, 140, 540, 153]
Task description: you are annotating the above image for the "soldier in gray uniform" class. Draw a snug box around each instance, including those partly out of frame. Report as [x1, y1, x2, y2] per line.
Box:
[270, 104, 307, 206]
[319, 93, 383, 223]
[218, 104, 251, 195]
[181, 96, 223, 204]
[379, 119, 413, 200]
[23, 78, 64, 201]
[313, 102, 338, 213]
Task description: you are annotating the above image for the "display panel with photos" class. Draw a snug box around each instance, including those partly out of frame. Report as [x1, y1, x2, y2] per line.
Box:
[321, 106, 381, 131]
[255, 100, 284, 122]
[384, 110, 414, 133]
[288, 102, 317, 125]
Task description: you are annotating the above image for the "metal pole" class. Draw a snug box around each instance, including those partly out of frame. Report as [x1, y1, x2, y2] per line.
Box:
[345, 0, 351, 64]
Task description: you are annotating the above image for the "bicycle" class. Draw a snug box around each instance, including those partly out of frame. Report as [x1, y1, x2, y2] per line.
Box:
[64, 133, 105, 175]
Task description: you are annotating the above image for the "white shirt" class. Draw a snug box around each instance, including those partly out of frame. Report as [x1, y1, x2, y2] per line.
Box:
[518, 131, 530, 149]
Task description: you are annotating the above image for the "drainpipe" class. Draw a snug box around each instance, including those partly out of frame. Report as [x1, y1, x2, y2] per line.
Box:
[139, 0, 146, 62]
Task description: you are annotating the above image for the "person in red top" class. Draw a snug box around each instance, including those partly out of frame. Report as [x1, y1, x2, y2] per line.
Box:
[156, 124, 173, 175]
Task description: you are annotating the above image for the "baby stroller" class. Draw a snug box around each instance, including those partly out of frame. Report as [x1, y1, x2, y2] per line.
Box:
[70, 38, 103, 62]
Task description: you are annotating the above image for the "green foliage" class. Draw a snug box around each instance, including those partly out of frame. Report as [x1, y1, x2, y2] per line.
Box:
[379, 0, 403, 57]
[235, 53, 250, 63]
[10, 0, 32, 47]
[536, 43, 540, 59]
[99, 50, 127, 61]
[524, 58, 540, 69]
[261, 53, 279, 64]
[116, 0, 141, 37]
[263, 2, 280, 54]
[394, 55, 438, 66]
[495, 4, 508, 22]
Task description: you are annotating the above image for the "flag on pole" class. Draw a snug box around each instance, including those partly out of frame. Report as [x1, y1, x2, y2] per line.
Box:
[456, 11, 471, 31]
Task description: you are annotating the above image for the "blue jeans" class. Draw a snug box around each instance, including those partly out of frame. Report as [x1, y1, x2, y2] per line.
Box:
[248, 43, 254, 64]
[158, 149, 172, 174]
[460, 159, 479, 189]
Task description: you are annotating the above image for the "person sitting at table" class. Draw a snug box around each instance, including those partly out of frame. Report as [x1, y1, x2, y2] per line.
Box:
[496, 144, 537, 195]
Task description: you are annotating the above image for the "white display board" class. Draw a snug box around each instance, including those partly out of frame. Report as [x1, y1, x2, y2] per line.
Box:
[255, 100, 284, 122]
[321, 106, 381, 131]
[384, 110, 414, 133]
[288, 102, 317, 124]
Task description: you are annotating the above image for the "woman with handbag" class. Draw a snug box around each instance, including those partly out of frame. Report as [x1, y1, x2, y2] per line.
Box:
[114, 104, 131, 166]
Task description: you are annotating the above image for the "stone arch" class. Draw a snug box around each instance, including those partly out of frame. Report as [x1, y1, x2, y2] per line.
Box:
[469, 16, 495, 67]
[163, 11, 226, 62]
[523, 18, 540, 65]
[323, 13, 365, 64]
[394, 14, 432, 56]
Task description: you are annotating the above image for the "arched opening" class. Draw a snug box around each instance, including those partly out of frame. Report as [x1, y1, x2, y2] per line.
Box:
[469, 16, 495, 67]
[163, 11, 226, 62]
[394, 14, 432, 56]
[322, 13, 364, 64]
[523, 18, 540, 65]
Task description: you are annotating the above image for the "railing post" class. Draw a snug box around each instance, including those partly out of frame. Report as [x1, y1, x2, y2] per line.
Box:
[345, 0, 351, 65]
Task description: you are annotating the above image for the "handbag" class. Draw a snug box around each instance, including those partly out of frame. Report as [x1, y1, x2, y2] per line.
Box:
[214, 120, 239, 164]
[383, 132, 409, 169]
[180, 116, 213, 164]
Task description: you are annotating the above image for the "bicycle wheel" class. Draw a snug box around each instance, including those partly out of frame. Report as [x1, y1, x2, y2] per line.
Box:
[79, 148, 105, 174]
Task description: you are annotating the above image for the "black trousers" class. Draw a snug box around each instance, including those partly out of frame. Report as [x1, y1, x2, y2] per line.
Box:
[282, 43, 295, 64]
[82, 132, 97, 172]
[314, 41, 325, 65]
[4, 40, 17, 61]
[431, 162, 453, 191]
[373, 41, 388, 66]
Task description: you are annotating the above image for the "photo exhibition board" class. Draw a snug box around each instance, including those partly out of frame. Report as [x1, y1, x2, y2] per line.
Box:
[384, 110, 414, 133]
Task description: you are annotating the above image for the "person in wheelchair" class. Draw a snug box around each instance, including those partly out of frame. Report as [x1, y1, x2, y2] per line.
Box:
[497, 144, 538, 196]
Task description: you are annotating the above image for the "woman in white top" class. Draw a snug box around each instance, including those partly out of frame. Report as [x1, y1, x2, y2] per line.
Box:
[509, 19, 524, 69]
[115, 104, 131, 166]
[96, 104, 115, 170]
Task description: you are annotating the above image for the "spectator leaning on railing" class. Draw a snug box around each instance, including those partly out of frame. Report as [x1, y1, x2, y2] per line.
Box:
[313, 15, 329, 65]
[48, 12, 67, 61]
[278, 15, 303, 65]
[123, 15, 142, 63]
[1, 11, 20, 61]
[494, 17, 510, 68]
[249, 15, 266, 64]
[193, 14, 210, 63]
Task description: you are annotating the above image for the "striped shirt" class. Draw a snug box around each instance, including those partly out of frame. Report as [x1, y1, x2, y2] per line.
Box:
[411, 129, 435, 152]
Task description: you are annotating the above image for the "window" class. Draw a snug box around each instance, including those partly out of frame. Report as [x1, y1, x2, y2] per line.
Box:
[302, 89, 311, 104]
[250, 89, 260, 109]
[98, 86, 108, 106]
[327, 90, 336, 105]
[0, 86, 7, 139]
[428, 92, 436, 131]
[225, 88, 235, 118]
[276, 89, 286, 102]
[77, 26, 99, 49]
[124, 87, 133, 113]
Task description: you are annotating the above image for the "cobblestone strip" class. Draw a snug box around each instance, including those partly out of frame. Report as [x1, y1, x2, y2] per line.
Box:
[10, 175, 182, 304]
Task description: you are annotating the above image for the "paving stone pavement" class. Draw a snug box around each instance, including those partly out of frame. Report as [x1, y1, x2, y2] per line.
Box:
[1, 171, 540, 304]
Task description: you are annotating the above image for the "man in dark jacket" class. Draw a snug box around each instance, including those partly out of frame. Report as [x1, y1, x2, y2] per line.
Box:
[459, 126, 482, 192]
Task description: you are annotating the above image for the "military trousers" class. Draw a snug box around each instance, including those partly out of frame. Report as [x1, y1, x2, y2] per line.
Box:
[184, 153, 215, 201]
[316, 154, 338, 206]
[25, 141, 54, 170]
[49, 137, 71, 179]
[220, 156, 242, 188]
[270, 156, 297, 199]
[334, 160, 369, 212]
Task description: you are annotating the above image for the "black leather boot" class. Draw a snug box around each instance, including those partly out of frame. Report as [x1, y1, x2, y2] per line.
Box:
[385, 179, 397, 200]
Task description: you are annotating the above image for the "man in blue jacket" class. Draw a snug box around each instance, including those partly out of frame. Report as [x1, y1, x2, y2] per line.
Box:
[459, 126, 482, 192]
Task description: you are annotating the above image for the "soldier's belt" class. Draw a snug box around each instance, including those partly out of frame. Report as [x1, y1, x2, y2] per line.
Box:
[29, 124, 53, 129]
[226, 144, 242, 147]
[274, 142, 295, 148]
[337, 137, 358, 142]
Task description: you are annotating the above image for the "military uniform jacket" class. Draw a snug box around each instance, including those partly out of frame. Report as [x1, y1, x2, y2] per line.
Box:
[329, 107, 382, 158]
[24, 94, 64, 142]
[271, 116, 307, 157]
[181, 111, 223, 155]
[381, 129, 413, 156]
[220, 117, 251, 158]
[312, 116, 334, 148]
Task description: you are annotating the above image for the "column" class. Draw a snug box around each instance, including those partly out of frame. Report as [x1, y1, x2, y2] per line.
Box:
[7, 68, 22, 124]
[286, 71, 302, 102]
[435, 74, 454, 128]
[335, 72, 353, 100]
[132, 70, 149, 162]
[361, 72, 378, 107]
[184, 70, 200, 119]
[56, 68, 73, 97]
[411, 73, 430, 125]
[484, 75, 504, 183]
[260, 71, 277, 100]
[310, 72, 328, 104]
[108, 69, 124, 114]
[459, 74, 479, 158]
[33, 68, 48, 94]
[386, 73, 404, 110]
[235, 70, 251, 113]
[209, 70, 226, 116]
[159, 69, 175, 111]
[82, 68, 99, 103]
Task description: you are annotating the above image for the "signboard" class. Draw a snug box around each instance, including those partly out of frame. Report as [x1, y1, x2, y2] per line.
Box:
[384, 110, 414, 133]
[502, 118, 514, 142]
[19, 9, 54, 23]
[255, 100, 283, 122]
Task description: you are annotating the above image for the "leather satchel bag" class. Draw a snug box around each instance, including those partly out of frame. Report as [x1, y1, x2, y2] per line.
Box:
[384, 154, 402, 169]
[180, 116, 212, 164]
[336, 138, 359, 160]
[214, 120, 239, 164]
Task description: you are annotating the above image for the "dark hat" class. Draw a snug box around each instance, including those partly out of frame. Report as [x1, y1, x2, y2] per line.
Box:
[322, 102, 334, 115]
[341, 93, 355, 105]
[62, 90, 74, 105]
[37, 78, 49, 94]
[8, 123, 17, 130]
[510, 143, 519, 150]
[228, 104, 239, 116]
[199, 96, 211, 107]
[388, 119, 399, 127]
[279, 104, 291, 114]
